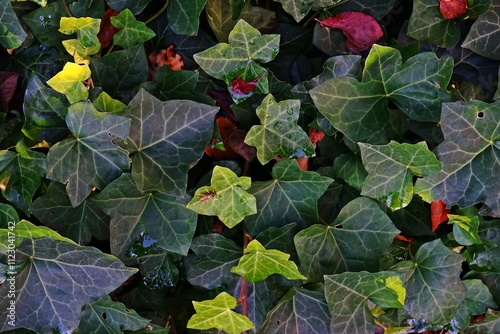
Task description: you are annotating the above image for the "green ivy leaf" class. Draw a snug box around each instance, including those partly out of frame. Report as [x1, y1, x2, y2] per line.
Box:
[463, 309, 500, 333]
[333, 152, 368, 191]
[294, 197, 400, 282]
[46, 62, 91, 104]
[46, 101, 131, 206]
[258, 288, 331, 333]
[107, 0, 154, 15]
[93, 91, 127, 114]
[244, 94, 314, 164]
[59, 17, 101, 62]
[92, 174, 197, 259]
[310, 44, 453, 143]
[187, 292, 254, 334]
[0, 140, 46, 215]
[167, 0, 207, 36]
[359, 141, 442, 211]
[111, 9, 155, 48]
[78, 295, 150, 333]
[0, 221, 138, 333]
[187, 165, 257, 228]
[325, 271, 405, 334]
[70, 0, 105, 18]
[462, 0, 500, 60]
[246, 160, 332, 235]
[123, 89, 218, 194]
[230, 239, 306, 282]
[21, 2, 66, 47]
[448, 214, 482, 246]
[414, 101, 500, 217]
[0, 0, 27, 48]
[407, 0, 461, 49]
[30, 181, 109, 245]
[0, 203, 19, 227]
[404, 239, 467, 324]
[193, 19, 280, 102]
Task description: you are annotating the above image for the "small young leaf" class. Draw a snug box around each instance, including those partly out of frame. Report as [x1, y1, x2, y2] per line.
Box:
[93, 91, 126, 114]
[448, 214, 482, 246]
[110, 8, 156, 48]
[187, 165, 257, 228]
[46, 62, 91, 104]
[59, 17, 101, 63]
[187, 292, 254, 334]
[231, 239, 307, 282]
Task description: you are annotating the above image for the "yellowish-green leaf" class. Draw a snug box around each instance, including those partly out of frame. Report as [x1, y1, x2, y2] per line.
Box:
[59, 17, 101, 62]
[187, 166, 256, 228]
[110, 8, 156, 48]
[448, 214, 482, 246]
[11, 0, 47, 6]
[231, 239, 307, 282]
[46, 62, 91, 104]
[93, 91, 127, 114]
[187, 292, 254, 334]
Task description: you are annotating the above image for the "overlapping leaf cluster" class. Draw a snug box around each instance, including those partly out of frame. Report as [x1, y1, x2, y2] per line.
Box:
[1, 0, 500, 333]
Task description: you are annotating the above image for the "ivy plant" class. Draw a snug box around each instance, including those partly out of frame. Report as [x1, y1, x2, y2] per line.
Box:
[1, 0, 500, 333]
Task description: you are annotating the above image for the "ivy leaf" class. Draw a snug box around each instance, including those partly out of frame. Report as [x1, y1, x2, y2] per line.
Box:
[107, 0, 154, 15]
[448, 214, 482, 246]
[324, 271, 405, 334]
[46, 101, 131, 207]
[414, 101, 500, 217]
[294, 197, 400, 282]
[462, 0, 500, 60]
[359, 141, 442, 211]
[187, 165, 257, 228]
[244, 94, 314, 164]
[0, 221, 138, 333]
[22, 74, 69, 142]
[187, 292, 254, 334]
[0, 140, 46, 215]
[258, 288, 331, 333]
[407, 0, 461, 49]
[230, 239, 307, 282]
[78, 295, 150, 333]
[59, 17, 101, 63]
[462, 309, 500, 333]
[193, 19, 280, 103]
[92, 174, 197, 259]
[246, 160, 333, 235]
[404, 239, 467, 324]
[30, 181, 109, 245]
[123, 89, 218, 194]
[21, 2, 67, 47]
[93, 91, 127, 114]
[0, 203, 19, 227]
[310, 45, 453, 143]
[333, 152, 368, 191]
[0, 0, 27, 48]
[167, 0, 207, 36]
[46, 62, 91, 104]
[110, 9, 155, 48]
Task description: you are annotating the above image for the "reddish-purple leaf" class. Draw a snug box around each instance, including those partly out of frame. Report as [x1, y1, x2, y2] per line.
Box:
[439, 0, 468, 19]
[230, 72, 265, 95]
[315, 12, 383, 53]
[0, 72, 20, 113]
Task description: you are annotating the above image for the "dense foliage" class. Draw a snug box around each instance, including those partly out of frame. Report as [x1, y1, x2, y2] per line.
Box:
[1, 0, 500, 333]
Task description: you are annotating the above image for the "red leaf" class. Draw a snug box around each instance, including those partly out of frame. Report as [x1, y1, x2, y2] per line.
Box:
[0, 72, 20, 113]
[439, 0, 468, 19]
[225, 129, 256, 162]
[309, 128, 325, 145]
[395, 234, 413, 243]
[431, 200, 450, 232]
[148, 45, 184, 72]
[315, 12, 383, 53]
[204, 117, 239, 160]
[231, 72, 265, 95]
[97, 8, 120, 49]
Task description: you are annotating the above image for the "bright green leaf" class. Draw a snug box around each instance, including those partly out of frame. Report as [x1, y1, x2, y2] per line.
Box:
[324, 271, 405, 334]
[46, 101, 131, 206]
[46, 62, 91, 104]
[93, 91, 127, 114]
[462, 0, 500, 60]
[187, 165, 257, 228]
[404, 239, 467, 324]
[359, 141, 442, 211]
[123, 89, 218, 194]
[0, 0, 27, 48]
[230, 239, 307, 282]
[310, 44, 453, 143]
[78, 295, 150, 333]
[59, 17, 101, 62]
[244, 94, 314, 164]
[246, 159, 333, 235]
[449, 214, 482, 246]
[0, 139, 46, 215]
[111, 9, 155, 48]
[0, 203, 19, 228]
[187, 292, 254, 334]
[92, 173, 198, 259]
[294, 197, 400, 282]
[167, 0, 207, 36]
[30, 181, 109, 245]
[414, 101, 500, 217]
[0, 221, 138, 333]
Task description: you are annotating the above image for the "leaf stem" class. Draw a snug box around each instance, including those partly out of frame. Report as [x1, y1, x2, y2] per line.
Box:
[61, 0, 73, 17]
[302, 10, 320, 28]
[144, 0, 170, 25]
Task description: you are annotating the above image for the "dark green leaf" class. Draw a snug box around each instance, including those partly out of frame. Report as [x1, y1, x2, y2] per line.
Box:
[139, 253, 179, 289]
[30, 181, 109, 245]
[107, 0, 154, 15]
[70, 0, 105, 18]
[111, 9, 156, 48]
[294, 197, 400, 282]
[167, 0, 207, 36]
[78, 295, 150, 333]
[0, 0, 27, 49]
[21, 2, 66, 47]
[46, 101, 130, 206]
[257, 223, 298, 262]
[0, 203, 18, 228]
[333, 152, 368, 191]
[462, 0, 500, 60]
[246, 159, 333, 235]
[123, 89, 218, 195]
[462, 309, 500, 333]
[92, 173, 197, 259]
[449, 214, 482, 246]
[0, 221, 138, 333]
